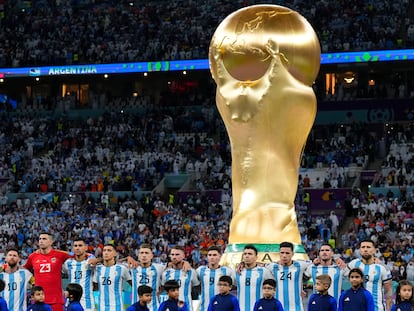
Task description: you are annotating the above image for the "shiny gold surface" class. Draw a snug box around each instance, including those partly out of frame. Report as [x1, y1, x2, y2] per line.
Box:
[209, 5, 320, 248]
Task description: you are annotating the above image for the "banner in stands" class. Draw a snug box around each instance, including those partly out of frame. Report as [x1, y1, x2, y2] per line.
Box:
[1, 49, 414, 78]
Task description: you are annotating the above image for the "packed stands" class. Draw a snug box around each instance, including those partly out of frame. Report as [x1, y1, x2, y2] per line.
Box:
[0, 1, 413, 283]
[0, 0, 411, 67]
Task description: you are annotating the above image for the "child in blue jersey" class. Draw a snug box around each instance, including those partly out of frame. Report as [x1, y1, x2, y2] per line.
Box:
[308, 275, 337, 311]
[127, 285, 153, 311]
[158, 280, 189, 311]
[65, 283, 84, 311]
[253, 279, 284, 311]
[338, 268, 374, 311]
[26, 286, 53, 311]
[0, 279, 8, 311]
[391, 280, 414, 311]
[207, 275, 240, 311]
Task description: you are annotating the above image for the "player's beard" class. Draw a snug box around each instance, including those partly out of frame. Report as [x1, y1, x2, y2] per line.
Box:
[7, 262, 17, 268]
[362, 253, 372, 261]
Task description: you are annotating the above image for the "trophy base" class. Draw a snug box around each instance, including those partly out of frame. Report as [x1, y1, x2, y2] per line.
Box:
[220, 243, 309, 268]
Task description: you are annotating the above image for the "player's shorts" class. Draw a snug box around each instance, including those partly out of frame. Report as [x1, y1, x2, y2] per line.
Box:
[49, 303, 64, 311]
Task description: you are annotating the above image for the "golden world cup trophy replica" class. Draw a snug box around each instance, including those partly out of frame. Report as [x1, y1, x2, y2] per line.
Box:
[208, 5, 320, 266]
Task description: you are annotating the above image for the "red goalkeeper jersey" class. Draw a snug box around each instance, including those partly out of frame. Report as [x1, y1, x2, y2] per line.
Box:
[24, 249, 70, 304]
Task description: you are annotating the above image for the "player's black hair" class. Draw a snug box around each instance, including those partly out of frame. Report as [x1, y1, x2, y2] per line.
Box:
[207, 245, 222, 254]
[244, 244, 258, 255]
[280, 241, 294, 251]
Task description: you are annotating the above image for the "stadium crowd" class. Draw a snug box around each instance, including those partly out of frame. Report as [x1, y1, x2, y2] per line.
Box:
[0, 93, 410, 282]
[0, 3, 414, 311]
[0, 0, 412, 67]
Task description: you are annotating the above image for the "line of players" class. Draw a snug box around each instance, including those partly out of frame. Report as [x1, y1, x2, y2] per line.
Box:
[0, 233, 392, 311]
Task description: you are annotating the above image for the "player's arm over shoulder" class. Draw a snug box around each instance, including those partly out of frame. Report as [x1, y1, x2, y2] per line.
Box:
[55, 249, 71, 261]
[23, 256, 35, 272]
[122, 265, 132, 285]
[299, 259, 312, 269]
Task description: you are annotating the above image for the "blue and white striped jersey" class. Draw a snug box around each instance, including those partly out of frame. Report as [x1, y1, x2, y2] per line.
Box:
[0, 268, 33, 311]
[94, 264, 131, 311]
[305, 263, 345, 301]
[130, 263, 164, 311]
[162, 268, 200, 311]
[64, 258, 95, 311]
[196, 265, 235, 311]
[235, 266, 274, 311]
[267, 261, 310, 311]
[347, 259, 392, 311]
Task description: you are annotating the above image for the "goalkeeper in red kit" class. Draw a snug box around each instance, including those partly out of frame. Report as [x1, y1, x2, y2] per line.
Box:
[24, 233, 75, 311]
